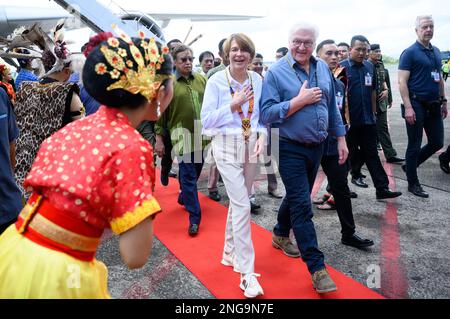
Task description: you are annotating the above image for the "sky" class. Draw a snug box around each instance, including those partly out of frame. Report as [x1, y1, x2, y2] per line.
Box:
[1, 0, 450, 63]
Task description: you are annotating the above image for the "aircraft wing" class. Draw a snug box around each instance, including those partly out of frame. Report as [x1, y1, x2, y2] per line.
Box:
[151, 13, 264, 28]
[0, 6, 69, 38]
[53, 0, 165, 41]
[0, 1, 264, 41]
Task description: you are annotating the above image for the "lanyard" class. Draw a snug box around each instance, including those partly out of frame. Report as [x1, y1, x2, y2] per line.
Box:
[285, 56, 318, 87]
[225, 68, 254, 140]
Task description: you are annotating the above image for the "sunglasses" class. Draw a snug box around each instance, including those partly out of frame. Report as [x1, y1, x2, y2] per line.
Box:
[179, 57, 195, 63]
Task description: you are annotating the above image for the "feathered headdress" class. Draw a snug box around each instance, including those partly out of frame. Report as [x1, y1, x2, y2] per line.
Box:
[43, 19, 72, 76]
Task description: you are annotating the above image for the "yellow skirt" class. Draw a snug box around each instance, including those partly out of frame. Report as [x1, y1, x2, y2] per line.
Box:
[0, 225, 110, 299]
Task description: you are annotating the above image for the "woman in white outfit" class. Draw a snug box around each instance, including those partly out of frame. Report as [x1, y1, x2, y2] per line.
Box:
[201, 33, 266, 298]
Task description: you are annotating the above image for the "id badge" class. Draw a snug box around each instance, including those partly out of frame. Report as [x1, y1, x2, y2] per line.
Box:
[336, 93, 343, 110]
[432, 71, 440, 82]
[365, 73, 372, 86]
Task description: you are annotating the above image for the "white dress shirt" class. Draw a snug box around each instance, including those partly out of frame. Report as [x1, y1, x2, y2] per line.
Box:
[201, 67, 267, 137]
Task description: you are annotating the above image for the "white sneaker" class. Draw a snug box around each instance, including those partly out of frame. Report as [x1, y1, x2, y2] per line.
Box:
[221, 252, 241, 273]
[240, 273, 264, 298]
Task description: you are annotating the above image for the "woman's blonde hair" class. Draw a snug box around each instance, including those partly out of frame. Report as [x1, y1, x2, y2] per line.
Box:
[223, 33, 255, 61]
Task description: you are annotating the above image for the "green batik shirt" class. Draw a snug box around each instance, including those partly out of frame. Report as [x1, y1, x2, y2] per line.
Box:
[155, 71, 208, 156]
[373, 61, 389, 113]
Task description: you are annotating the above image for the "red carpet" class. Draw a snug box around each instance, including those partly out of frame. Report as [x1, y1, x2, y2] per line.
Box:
[153, 171, 384, 299]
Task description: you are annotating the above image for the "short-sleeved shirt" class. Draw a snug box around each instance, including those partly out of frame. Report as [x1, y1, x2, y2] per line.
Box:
[398, 41, 442, 101]
[340, 59, 376, 126]
[0, 90, 22, 225]
[24, 106, 161, 235]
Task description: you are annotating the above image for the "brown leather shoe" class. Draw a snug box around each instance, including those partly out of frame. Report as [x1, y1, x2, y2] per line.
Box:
[272, 234, 300, 258]
[312, 268, 337, 293]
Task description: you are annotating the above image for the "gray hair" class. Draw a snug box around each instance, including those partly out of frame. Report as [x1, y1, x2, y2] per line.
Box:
[289, 22, 320, 42]
[415, 15, 433, 29]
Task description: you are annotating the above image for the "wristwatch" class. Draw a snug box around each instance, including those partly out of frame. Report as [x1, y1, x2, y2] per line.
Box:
[441, 96, 448, 103]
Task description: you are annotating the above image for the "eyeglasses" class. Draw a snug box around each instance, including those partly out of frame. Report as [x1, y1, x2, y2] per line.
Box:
[291, 39, 314, 48]
[179, 57, 194, 63]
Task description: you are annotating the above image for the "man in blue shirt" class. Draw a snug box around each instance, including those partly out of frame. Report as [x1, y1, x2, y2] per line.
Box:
[260, 22, 348, 294]
[399, 15, 448, 198]
[0, 89, 22, 235]
[316, 39, 374, 249]
[341, 35, 402, 200]
[14, 49, 38, 91]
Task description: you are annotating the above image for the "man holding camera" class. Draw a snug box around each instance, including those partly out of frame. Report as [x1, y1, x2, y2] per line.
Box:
[398, 15, 448, 198]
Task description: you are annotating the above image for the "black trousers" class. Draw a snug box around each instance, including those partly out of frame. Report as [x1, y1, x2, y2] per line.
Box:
[346, 124, 389, 191]
[321, 155, 356, 236]
[160, 128, 174, 177]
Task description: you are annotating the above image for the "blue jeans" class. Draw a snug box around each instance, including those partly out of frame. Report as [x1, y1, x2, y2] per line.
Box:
[178, 151, 204, 225]
[274, 140, 325, 274]
[404, 100, 444, 186]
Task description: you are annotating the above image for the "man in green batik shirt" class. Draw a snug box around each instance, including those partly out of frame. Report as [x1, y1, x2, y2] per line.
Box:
[369, 44, 404, 164]
[155, 44, 207, 237]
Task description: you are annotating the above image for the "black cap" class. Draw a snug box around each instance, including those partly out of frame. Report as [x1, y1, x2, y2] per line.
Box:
[370, 44, 380, 51]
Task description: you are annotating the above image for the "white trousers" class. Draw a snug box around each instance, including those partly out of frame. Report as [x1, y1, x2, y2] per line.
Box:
[212, 134, 258, 275]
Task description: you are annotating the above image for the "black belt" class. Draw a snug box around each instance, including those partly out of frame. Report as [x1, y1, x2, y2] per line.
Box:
[279, 136, 321, 148]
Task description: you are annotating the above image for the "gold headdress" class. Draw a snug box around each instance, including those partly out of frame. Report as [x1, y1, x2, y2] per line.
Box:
[95, 25, 170, 101]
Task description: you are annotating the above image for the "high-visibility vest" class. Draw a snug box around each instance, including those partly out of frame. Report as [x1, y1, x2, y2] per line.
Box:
[443, 62, 449, 73]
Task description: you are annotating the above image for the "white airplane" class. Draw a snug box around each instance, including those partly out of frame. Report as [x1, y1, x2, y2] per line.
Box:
[0, 0, 263, 42]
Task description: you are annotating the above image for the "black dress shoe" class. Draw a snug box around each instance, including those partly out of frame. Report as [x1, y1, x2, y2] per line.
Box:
[351, 177, 369, 188]
[208, 191, 221, 202]
[408, 184, 429, 198]
[439, 154, 450, 174]
[349, 191, 358, 199]
[386, 156, 405, 164]
[188, 224, 199, 236]
[160, 171, 169, 186]
[342, 234, 374, 249]
[376, 188, 402, 199]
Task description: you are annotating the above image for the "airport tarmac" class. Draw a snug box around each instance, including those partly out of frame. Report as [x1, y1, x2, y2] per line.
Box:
[97, 65, 450, 299]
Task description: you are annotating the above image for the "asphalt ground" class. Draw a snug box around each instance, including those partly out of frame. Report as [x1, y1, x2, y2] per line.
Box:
[97, 66, 450, 299]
